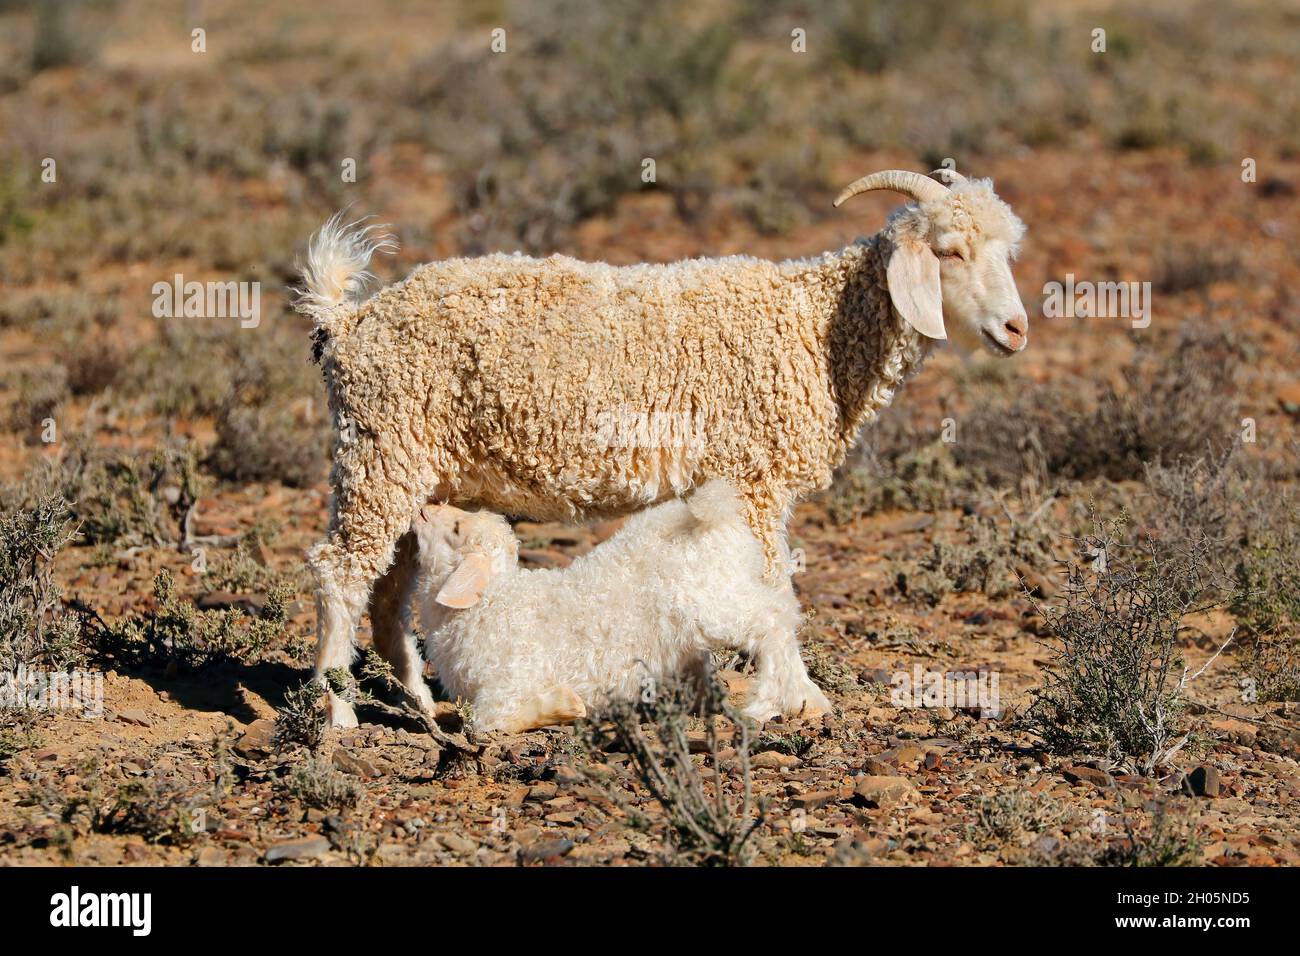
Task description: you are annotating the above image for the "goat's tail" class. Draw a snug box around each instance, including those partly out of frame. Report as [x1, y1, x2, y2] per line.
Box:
[685, 479, 745, 530]
[295, 210, 397, 362]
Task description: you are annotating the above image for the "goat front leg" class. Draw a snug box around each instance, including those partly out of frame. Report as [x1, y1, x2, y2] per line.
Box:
[742, 624, 833, 723]
[491, 686, 587, 734]
[369, 531, 436, 712]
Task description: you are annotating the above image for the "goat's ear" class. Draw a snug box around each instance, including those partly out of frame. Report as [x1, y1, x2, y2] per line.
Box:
[886, 238, 946, 339]
[435, 551, 493, 609]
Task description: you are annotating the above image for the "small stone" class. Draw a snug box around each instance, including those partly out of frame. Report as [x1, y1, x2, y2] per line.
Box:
[122, 841, 150, 863]
[852, 776, 918, 809]
[437, 833, 478, 854]
[118, 709, 152, 727]
[527, 782, 558, 801]
[234, 718, 277, 758]
[332, 749, 380, 778]
[196, 592, 266, 615]
[432, 701, 464, 732]
[1209, 718, 1257, 745]
[1187, 765, 1222, 798]
[194, 846, 227, 867]
[791, 790, 838, 811]
[861, 757, 899, 776]
[1062, 765, 1113, 789]
[751, 751, 800, 770]
[880, 745, 925, 767]
[517, 838, 574, 864]
[265, 835, 331, 863]
[687, 728, 733, 753]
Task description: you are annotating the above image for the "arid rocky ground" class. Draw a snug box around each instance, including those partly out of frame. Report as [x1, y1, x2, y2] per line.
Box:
[1, 0, 1298, 866]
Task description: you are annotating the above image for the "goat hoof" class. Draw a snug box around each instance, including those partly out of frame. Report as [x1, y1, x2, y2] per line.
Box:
[327, 694, 359, 729]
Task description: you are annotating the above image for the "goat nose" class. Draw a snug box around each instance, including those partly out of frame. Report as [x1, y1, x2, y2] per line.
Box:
[1004, 315, 1028, 347]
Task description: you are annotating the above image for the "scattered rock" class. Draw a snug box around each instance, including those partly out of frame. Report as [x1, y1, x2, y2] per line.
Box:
[1187, 765, 1222, 798]
[1209, 718, 1257, 746]
[791, 790, 838, 811]
[686, 728, 733, 753]
[437, 833, 478, 854]
[431, 701, 465, 732]
[194, 846, 227, 867]
[234, 718, 277, 759]
[861, 757, 900, 777]
[196, 592, 266, 615]
[880, 745, 925, 767]
[852, 776, 918, 809]
[265, 835, 331, 863]
[117, 709, 153, 727]
[518, 838, 575, 864]
[1062, 765, 1113, 789]
[332, 749, 380, 778]
[751, 751, 800, 770]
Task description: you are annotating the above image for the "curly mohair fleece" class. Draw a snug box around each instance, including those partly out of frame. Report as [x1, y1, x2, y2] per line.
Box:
[298, 178, 1024, 721]
[411, 479, 830, 732]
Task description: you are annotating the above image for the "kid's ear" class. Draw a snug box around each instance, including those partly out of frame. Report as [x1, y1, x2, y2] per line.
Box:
[887, 238, 946, 339]
[435, 551, 493, 609]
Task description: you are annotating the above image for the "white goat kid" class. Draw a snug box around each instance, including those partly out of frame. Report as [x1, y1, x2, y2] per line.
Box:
[410, 481, 831, 732]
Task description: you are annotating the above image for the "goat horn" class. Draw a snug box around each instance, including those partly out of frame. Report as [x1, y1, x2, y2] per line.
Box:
[833, 170, 949, 207]
[929, 167, 967, 186]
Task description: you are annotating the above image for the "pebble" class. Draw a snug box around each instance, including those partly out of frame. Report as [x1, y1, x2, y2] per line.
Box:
[751, 751, 800, 770]
[118, 709, 153, 727]
[265, 835, 331, 863]
[1187, 765, 1222, 798]
[234, 719, 277, 759]
[1061, 765, 1113, 789]
[853, 776, 918, 809]
[517, 838, 575, 863]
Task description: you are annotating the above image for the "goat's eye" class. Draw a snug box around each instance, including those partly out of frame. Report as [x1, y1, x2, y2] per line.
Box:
[938, 249, 963, 260]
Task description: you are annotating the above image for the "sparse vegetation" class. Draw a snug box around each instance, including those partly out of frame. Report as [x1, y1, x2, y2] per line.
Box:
[95, 569, 292, 670]
[965, 790, 1074, 851]
[894, 512, 1056, 605]
[283, 754, 361, 811]
[1025, 516, 1227, 773]
[274, 680, 328, 752]
[578, 673, 765, 866]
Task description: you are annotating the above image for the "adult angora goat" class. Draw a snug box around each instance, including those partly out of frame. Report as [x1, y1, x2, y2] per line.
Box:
[296, 169, 1029, 726]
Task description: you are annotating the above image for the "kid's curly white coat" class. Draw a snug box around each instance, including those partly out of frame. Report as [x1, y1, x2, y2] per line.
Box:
[410, 481, 831, 731]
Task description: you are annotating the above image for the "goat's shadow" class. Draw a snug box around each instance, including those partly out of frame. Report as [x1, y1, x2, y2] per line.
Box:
[96, 655, 301, 725]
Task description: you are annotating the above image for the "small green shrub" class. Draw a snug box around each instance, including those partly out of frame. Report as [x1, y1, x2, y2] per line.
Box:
[894, 513, 1055, 605]
[0, 493, 84, 673]
[284, 754, 361, 810]
[1024, 517, 1219, 774]
[97, 569, 292, 670]
[577, 671, 765, 866]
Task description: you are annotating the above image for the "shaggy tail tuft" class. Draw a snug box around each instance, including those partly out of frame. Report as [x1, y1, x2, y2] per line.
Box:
[295, 210, 397, 335]
[685, 479, 744, 529]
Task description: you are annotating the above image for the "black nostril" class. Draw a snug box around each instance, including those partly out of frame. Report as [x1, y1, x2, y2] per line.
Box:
[1005, 317, 1027, 338]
